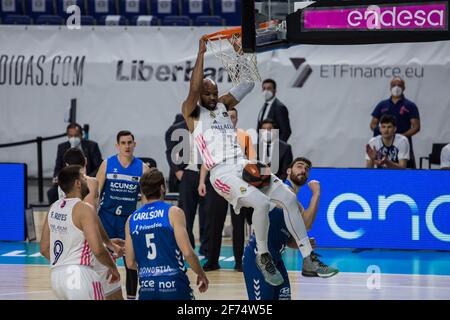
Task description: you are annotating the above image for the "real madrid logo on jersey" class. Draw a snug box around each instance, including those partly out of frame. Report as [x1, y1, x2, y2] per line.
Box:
[240, 186, 247, 194]
[222, 112, 229, 117]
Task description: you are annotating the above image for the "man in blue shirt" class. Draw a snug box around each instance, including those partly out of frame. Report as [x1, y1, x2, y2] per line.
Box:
[125, 168, 208, 300]
[243, 157, 339, 300]
[96, 130, 150, 299]
[370, 77, 420, 168]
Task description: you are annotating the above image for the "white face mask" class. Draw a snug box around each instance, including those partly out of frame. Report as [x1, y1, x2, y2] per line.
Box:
[263, 90, 274, 101]
[261, 129, 272, 143]
[391, 86, 403, 97]
[69, 137, 81, 147]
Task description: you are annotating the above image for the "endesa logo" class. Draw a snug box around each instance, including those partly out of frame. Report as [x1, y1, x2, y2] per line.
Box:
[348, 4, 447, 30]
[327, 193, 450, 242]
[299, 169, 450, 250]
[303, 2, 448, 31]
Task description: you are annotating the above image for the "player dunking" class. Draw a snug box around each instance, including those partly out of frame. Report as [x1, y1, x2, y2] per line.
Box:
[182, 37, 322, 286]
[124, 168, 208, 300]
[97, 130, 150, 299]
[59, 148, 125, 300]
[40, 165, 120, 300]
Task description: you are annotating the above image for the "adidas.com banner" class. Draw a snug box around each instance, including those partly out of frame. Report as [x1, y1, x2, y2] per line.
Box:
[0, 26, 450, 176]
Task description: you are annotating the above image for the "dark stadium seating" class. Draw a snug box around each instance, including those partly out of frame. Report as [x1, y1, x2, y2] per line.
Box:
[3, 14, 32, 25]
[119, 0, 148, 19]
[24, 0, 55, 19]
[162, 14, 190, 26]
[0, 0, 241, 26]
[35, 14, 65, 25]
[181, 0, 210, 20]
[194, 15, 223, 26]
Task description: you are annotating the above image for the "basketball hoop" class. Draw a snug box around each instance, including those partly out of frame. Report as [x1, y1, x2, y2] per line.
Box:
[204, 20, 285, 85]
[204, 27, 261, 86]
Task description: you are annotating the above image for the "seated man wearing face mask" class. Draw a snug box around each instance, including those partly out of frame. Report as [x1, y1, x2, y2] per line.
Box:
[370, 77, 420, 168]
[47, 123, 103, 204]
[258, 118, 293, 181]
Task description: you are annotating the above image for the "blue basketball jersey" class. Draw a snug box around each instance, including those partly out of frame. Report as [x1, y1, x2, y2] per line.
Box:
[129, 201, 189, 282]
[99, 155, 143, 216]
[247, 207, 291, 263]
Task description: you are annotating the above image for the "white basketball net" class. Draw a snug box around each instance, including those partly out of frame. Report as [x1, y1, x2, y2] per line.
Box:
[205, 32, 261, 86]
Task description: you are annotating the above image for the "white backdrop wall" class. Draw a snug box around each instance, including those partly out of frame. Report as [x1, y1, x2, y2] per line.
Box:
[1, 26, 450, 177]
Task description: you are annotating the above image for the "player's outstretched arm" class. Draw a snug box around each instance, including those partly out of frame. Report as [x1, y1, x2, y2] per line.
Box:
[182, 37, 206, 130]
[75, 202, 120, 283]
[39, 212, 51, 260]
[124, 216, 137, 270]
[170, 206, 209, 293]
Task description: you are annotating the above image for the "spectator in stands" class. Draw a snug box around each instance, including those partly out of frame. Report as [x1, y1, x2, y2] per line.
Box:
[441, 143, 450, 169]
[258, 118, 293, 180]
[366, 114, 410, 169]
[164, 115, 207, 256]
[257, 79, 291, 142]
[47, 123, 102, 204]
[370, 77, 420, 168]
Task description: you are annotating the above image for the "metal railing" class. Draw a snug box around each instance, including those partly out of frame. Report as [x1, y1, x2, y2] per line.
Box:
[0, 133, 66, 203]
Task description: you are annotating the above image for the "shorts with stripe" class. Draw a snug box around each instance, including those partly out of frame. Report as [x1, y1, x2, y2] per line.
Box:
[209, 159, 279, 214]
[93, 253, 122, 297]
[51, 265, 105, 300]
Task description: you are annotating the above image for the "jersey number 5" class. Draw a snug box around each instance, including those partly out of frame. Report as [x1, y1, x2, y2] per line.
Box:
[145, 233, 157, 260]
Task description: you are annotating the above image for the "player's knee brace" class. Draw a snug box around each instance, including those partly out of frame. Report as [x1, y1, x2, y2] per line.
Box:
[124, 261, 138, 299]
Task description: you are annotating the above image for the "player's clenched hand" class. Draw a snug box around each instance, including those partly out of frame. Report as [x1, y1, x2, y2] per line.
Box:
[107, 267, 121, 284]
[308, 180, 320, 194]
[197, 274, 209, 293]
[198, 183, 207, 197]
[199, 36, 207, 54]
[110, 238, 125, 258]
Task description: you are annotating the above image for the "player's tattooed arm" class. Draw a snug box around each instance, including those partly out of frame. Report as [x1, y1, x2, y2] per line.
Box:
[182, 37, 207, 131]
[39, 212, 51, 260]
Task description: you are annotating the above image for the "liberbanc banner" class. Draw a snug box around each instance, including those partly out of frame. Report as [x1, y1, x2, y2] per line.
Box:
[1, 26, 450, 178]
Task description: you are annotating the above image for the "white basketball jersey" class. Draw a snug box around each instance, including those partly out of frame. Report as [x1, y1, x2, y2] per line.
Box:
[193, 103, 244, 169]
[48, 198, 95, 268]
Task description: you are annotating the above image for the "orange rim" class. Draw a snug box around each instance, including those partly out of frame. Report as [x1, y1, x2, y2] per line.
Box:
[203, 27, 241, 41]
[203, 20, 280, 42]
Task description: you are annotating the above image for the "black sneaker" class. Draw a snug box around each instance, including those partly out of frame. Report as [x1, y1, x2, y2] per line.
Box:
[203, 263, 221, 272]
[302, 252, 339, 278]
[234, 262, 243, 272]
[255, 253, 284, 286]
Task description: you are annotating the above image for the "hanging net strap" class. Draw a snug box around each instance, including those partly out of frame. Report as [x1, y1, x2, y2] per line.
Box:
[204, 28, 261, 86]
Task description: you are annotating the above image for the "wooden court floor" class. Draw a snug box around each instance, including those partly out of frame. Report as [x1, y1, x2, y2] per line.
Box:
[1, 264, 450, 300]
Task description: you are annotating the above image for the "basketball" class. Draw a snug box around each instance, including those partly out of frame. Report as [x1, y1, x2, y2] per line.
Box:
[243, 162, 271, 188]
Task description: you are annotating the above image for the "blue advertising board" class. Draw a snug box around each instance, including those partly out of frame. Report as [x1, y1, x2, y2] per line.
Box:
[0, 163, 26, 241]
[297, 168, 450, 250]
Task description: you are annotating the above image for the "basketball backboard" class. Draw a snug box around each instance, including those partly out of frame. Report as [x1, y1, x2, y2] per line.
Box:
[243, 0, 450, 50]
